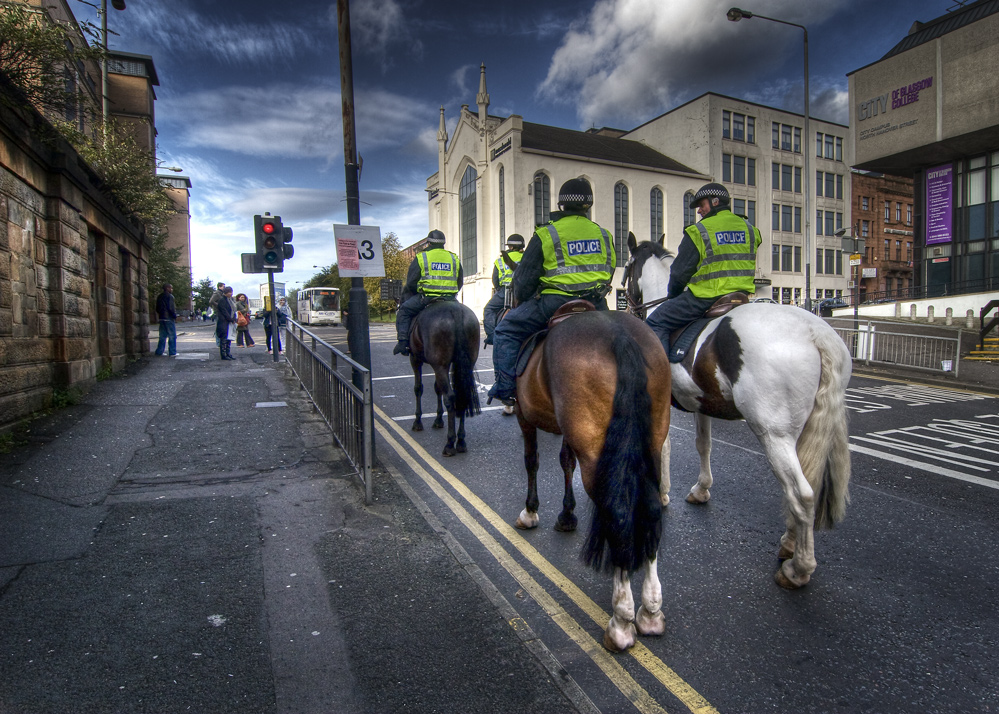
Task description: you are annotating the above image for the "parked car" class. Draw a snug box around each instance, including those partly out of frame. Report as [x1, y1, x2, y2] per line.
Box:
[254, 309, 266, 320]
[817, 298, 849, 317]
[752, 297, 779, 304]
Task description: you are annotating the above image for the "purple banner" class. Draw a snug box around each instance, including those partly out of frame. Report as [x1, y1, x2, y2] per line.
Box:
[925, 164, 952, 245]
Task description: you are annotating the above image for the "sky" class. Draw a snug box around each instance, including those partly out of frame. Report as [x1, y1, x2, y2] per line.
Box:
[70, 0, 958, 301]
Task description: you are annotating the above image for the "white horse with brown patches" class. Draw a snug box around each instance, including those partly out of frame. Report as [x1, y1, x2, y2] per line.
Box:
[623, 233, 852, 589]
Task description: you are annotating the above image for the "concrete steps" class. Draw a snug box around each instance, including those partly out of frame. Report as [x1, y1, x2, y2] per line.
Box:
[965, 337, 999, 361]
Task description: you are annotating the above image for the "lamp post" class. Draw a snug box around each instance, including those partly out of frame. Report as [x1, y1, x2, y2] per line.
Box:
[727, 7, 812, 312]
[835, 225, 864, 353]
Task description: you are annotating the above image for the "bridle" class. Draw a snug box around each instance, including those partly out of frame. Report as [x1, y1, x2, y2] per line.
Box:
[620, 256, 669, 319]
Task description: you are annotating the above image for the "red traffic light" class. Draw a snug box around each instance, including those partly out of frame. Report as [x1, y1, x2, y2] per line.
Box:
[262, 222, 276, 234]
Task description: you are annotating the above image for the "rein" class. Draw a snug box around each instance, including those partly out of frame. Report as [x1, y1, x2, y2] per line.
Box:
[621, 259, 668, 318]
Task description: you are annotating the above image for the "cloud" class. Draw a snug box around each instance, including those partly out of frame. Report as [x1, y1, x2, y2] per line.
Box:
[348, 0, 424, 69]
[110, 0, 322, 66]
[157, 84, 438, 162]
[539, 0, 849, 128]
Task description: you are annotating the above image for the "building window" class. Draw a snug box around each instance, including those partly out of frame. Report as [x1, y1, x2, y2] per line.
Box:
[459, 165, 477, 275]
[816, 132, 837, 159]
[816, 171, 823, 197]
[723, 110, 731, 139]
[795, 167, 801, 193]
[772, 123, 779, 149]
[906, 241, 913, 261]
[816, 210, 823, 235]
[748, 200, 756, 225]
[895, 202, 901, 222]
[533, 172, 550, 227]
[722, 154, 731, 182]
[895, 240, 902, 260]
[825, 211, 835, 236]
[862, 196, 869, 211]
[734, 155, 745, 184]
[782, 205, 792, 232]
[726, 111, 754, 143]
[795, 206, 801, 233]
[794, 127, 801, 153]
[782, 164, 792, 192]
[727, 155, 755, 185]
[836, 137, 843, 161]
[650, 187, 663, 240]
[836, 174, 843, 200]
[907, 205, 912, 224]
[772, 243, 780, 271]
[683, 191, 697, 227]
[614, 182, 629, 261]
[733, 113, 744, 141]
[862, 220, 870, 238]
[782, 244, 793, 271]
[884, 200, 890, 220]
[498, 167, 505, 240]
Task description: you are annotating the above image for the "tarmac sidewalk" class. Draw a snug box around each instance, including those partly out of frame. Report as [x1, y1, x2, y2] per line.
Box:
[0, 322, 584, 714]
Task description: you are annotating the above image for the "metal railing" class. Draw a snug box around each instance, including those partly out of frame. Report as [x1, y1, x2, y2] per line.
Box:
[828, 319, 962, 377]
[861, 275, 999, 305]
[284, 320, 373, 503]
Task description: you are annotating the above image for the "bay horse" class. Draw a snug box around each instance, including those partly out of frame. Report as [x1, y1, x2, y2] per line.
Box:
[408, 300, 481, 456]
[514, 308, 672, 651]
[623, 233, 852, 589]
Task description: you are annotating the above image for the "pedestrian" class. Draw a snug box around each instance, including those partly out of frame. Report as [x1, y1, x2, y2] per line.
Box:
[265, 297, 292, 353]
[482, 233, 525, 346]
[488, 178, 615, 406]
[215, 286, 238, 361]
[392, 230, 463, 356]
[154, 283, 178, 356]
[234, 293, 256, 347]
[644, 183, 762, 345]
[209, 282, 225, 346]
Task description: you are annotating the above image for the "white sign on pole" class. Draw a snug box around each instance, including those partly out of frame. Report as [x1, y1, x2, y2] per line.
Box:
[334, 225, 385, 277]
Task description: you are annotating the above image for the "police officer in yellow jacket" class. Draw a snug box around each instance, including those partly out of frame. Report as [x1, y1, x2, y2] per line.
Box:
[393, 230, 463, 356]
[482, 233, 525, 346]
[487, 178, 615, 405]
[646, 183, 762, 344]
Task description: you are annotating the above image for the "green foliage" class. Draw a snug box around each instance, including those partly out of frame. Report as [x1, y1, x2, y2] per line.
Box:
[96, 362, 113, 382]
[193, 277, 215, 314]
[0, 1, 104, 120]
[50, 387, 80, 409]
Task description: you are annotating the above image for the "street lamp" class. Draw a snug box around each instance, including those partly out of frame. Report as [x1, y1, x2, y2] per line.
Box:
[727, 7, 812, 311]
[94, 0, 127, 131]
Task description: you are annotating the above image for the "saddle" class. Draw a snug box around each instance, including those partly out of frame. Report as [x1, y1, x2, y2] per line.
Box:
[515, 299, 596, 376]
[667, 291, 749, 364]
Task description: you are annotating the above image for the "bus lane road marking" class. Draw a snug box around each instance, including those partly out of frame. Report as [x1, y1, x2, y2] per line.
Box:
[374, 405, 719, 714]
[850, 413, 999, 490]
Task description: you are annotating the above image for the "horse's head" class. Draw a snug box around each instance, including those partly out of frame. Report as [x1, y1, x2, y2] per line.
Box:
[622, 233, 673, 318]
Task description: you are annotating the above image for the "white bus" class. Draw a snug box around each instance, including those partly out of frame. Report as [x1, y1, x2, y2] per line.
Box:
[297, 287, 341, 326]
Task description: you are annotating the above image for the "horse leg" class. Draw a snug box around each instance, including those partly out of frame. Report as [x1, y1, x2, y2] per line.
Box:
[432, 377, 445, 430]
[553, 440, 577, 532]
[455, 412, 467, 453]
[686, 412, 714, 504]
[411, 363, 424, 432]
[660, 431, 671, 507]
[604, 568, 638, 652]
[515, 426, 540, 529]
[635, 556, 665, 637]
[762, 436, 817, 589]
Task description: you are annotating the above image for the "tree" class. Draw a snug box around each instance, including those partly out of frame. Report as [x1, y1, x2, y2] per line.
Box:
[0, 1, 103, 121]
[192, 278, 215, 314]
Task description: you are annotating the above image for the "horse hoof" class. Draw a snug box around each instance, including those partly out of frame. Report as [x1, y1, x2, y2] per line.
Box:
[432, 419, 444, 430]
[661, 493, 670, 506]
[553, 515, 577, 532]
[515, 509, 539, 530]
[685, 490, 709, 504]
[412, 421, 423, 432]
[603, 622, 637, 652]
[442, 446, 456, 457]
[456, 441, 467, 453]
[635, 606, 665, 637]
[774, 564, 808, 590]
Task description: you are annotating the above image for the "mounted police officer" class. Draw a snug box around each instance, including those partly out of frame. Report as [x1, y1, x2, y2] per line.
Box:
[393, 229, 463, 356]
[487, 178, 616, 405]
[645, 182, 762, 344]
[482, 233, 525, 346]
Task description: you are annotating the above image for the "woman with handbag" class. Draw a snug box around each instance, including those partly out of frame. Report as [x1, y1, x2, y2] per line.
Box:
[234, 293, 256, 347]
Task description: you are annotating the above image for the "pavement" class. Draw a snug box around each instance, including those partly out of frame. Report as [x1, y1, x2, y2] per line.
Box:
[0, 321, 583, 714]
[0, 319, 996, 714]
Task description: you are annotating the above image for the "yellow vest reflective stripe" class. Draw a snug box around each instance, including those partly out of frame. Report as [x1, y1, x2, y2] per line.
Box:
[686, 211, 761, 298]
[537, 217, 615, 296]
[494, 251, 523, 287]
[418, 249, 460, 295]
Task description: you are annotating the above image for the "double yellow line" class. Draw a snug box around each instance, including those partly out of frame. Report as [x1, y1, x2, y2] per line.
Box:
[374, 405, 718, 714]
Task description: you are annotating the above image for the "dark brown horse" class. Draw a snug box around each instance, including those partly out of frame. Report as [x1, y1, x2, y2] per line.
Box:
[513, 309, 672, 651]
[409, 300, 481, 456]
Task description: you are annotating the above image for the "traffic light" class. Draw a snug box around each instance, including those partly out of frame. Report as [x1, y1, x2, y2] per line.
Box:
[255, 214, 281, 270]
[280, 224, 294, 263]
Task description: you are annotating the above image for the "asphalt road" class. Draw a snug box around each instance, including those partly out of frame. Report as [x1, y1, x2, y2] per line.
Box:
[315, 321, 999, 714]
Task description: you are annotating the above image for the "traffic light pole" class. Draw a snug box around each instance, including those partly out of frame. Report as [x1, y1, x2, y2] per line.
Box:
[337, 0, 371, 382]
[267, 273, 278, 363]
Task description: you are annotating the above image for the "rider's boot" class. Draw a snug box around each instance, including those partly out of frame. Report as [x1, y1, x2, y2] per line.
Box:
[393, 339, 410, 356]
[487, 377, 516, 407]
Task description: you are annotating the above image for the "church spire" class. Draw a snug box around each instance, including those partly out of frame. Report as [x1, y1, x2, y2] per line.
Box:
[476, 63, 489, 125]
[437, 105, 448, 144]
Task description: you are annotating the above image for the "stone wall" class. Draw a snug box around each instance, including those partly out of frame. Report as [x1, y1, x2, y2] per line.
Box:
[0, 79, 150, 429]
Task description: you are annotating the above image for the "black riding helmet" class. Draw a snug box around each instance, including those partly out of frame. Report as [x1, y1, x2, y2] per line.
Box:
[506, 233, 525, 250]
[688, 182, 730, 208]
[557, 178, 593, 211]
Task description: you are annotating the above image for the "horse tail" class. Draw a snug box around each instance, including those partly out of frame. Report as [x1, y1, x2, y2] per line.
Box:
[451, 308, 481, 419]
[797, 324, 853, 529]
[583, 330, 662, 573]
